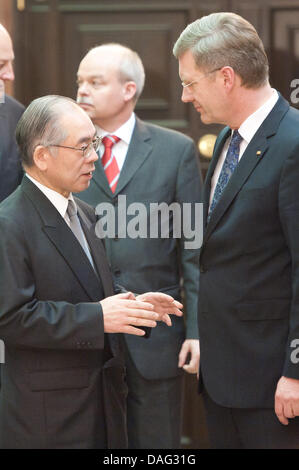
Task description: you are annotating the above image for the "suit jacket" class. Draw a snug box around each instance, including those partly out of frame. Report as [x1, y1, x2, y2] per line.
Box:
[0, 177, 127, 449]
[198, 94, 299, 408]
[76, 117, 202, 380]
[0, 95, 24, 202]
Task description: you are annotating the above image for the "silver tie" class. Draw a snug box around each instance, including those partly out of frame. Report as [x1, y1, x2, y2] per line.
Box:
[67, 199, 95, 269]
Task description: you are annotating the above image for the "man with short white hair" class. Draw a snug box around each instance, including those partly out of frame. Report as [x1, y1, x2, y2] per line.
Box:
[76, 43, 202, 449]
[0, 24, 24, 202]
[174, 12, 299, 449]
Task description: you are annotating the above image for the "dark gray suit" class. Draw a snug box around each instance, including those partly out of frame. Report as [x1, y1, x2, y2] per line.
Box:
[0, 95, 24, 202]
[0, 95, 24, 390]
[199, 95, 299, 448]
[0, 177, 127, 449]
[77, 116, 202, 448]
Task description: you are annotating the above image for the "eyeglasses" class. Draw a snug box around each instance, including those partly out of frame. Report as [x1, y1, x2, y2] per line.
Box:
[181, 68, 221, 89]
[47, 135, 102, 158]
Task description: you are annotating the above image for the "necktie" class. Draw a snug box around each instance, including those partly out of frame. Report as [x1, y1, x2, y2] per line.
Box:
[101, 135, 120, 193]
[67, 199, 95, 269]
[208, 130, 242, 220]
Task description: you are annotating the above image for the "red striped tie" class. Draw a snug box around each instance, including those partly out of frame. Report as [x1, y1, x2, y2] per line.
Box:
[101, 135, 120, 193]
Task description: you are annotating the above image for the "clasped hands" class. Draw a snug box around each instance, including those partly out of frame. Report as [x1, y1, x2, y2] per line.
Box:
[100, 291, 183, 336]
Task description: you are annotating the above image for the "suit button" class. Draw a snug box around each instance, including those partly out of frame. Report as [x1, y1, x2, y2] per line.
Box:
[114, 269, 121, 276]
[114, 234, 119, 241]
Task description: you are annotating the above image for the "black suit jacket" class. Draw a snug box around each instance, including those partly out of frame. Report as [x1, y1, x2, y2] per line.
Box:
[77, 117, 202, 380]
[198, 95, 299, 408]
[0, 177, 127, 449]
[0, 95, 24, 202]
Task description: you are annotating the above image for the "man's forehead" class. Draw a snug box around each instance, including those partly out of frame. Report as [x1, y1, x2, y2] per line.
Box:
[179, 53, 203, 79]
[60, 107, 95, 133]
[78, 49, 122, 73]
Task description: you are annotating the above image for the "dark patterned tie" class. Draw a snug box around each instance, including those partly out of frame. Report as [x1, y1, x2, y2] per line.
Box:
[208, 130, 242, 221]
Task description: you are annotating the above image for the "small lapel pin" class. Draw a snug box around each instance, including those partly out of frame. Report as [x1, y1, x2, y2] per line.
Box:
[256, 150, 262, 157]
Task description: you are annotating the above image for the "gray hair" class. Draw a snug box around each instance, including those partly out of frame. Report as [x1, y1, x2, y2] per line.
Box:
[173, 12, 269, 88]
[16, 95, 78, 167]
[89, 43, 145, 101]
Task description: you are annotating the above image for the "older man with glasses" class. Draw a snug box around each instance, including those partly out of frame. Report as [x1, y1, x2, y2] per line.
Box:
[0, 95, 183, 449]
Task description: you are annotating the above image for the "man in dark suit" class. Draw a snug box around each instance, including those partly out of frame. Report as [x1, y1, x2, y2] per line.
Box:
[0, 95, 182, 449]
[76, 44, 202, 448]
[0, 24, 24, 202]
[174, 12, 299, 448]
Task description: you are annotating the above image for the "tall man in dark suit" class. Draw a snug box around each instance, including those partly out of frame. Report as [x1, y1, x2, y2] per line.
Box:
[0, 24, 24, 202]
[174, 12, 299, 448]
[76, 44, 202, 448]
[0, 95, 183, 449]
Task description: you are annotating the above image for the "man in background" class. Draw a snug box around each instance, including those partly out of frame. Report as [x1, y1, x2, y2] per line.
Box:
[174, 12, 299, 448]
[0, 24, 24, 202]
[76, 43, 202, 449]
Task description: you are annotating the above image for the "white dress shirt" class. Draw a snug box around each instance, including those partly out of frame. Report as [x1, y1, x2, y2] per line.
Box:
[96, 112, 136, 171]
[209, 89, 279, 207]
[25, 174, 76, 227]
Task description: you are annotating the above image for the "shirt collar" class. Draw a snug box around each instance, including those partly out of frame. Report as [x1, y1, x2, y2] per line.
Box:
[238, 89, 279, 144]
[95, 112, 136, 145]
[25, 173, 75, 220]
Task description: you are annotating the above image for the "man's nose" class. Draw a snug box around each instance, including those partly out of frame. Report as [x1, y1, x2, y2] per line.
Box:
[181, 87, 193, 103]
[1, 62, 14, 82]
[88, 147, 99, 163]
[78, 82, 89, 95]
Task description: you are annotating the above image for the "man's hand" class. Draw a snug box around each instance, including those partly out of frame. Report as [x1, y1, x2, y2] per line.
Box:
[275, 376, 299, 425]
[136, 292, 183, 326]
[101, 292, 160, 336]
[178, 339, 200, 374]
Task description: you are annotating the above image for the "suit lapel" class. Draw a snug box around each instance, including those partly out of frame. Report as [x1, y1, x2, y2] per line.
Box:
[113, 117, 153, 196]
[203, 94, 290, 246]
[90, 117, 152, 198]
[22, 177, 105, 302]
[90, 153, 112, 198]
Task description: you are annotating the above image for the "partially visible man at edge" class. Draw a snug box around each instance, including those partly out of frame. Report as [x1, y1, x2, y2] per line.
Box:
[0, 24, 24, 202]
[0, 95, 183, 449]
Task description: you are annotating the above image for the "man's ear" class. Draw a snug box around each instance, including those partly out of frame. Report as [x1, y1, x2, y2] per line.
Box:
[33, 145, 50, 171]
[123, 81, 137, 102]
[219, 66, 236, 91]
